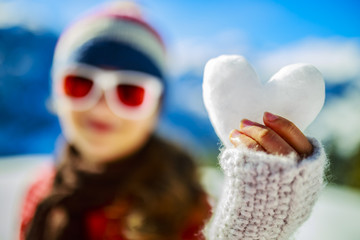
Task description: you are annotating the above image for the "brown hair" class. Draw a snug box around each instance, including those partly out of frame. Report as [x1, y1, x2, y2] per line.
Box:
[122, 136, 209, 239]
[26, 135, 209, 240]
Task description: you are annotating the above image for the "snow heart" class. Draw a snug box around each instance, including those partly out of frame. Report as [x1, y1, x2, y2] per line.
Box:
[203, 55, 325, 147]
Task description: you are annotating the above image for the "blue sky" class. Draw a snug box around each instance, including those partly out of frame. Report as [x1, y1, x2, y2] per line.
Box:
[0, 0, 359, 156]
[148, 0, 360, 45]
[1, 0, 359, 42]
[0, 0, 358, 57]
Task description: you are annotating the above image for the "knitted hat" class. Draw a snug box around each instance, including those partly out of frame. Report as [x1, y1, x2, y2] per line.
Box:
[52, 1, 166, 81]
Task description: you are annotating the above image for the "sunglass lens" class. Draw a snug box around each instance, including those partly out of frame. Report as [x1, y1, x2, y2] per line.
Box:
[64, 75, 93, 98]
[116, 84, 145, 107]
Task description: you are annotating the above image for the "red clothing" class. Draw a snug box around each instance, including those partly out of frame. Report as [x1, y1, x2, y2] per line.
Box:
[19, 166, 210, 240]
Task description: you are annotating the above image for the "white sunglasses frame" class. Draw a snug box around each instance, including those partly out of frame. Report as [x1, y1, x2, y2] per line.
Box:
[54, 63, 164, 120]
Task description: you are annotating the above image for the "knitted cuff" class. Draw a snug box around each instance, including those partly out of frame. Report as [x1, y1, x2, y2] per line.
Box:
[206, 137, 327, 240]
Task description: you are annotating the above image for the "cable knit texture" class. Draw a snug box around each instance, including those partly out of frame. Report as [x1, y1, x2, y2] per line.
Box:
[206, 137, 327, 240]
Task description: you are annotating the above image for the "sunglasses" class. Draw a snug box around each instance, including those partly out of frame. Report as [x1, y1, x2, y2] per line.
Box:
[54, 64, 163, 120]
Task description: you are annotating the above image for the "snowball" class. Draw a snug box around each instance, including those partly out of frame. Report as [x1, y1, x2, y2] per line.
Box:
[203, 55, 325, 147]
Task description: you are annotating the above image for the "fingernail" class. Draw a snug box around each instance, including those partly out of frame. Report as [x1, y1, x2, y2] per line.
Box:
[264, 112, 279, 122]
[240, 119, 255, 129]
[230, 129, 241, 138]
[229, 129, 242, 146]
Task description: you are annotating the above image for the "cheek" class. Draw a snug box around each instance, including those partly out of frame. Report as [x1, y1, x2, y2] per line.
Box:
[120, 114, 157, 141]
[57, 107, 85, 142]
[137, 109, 159, 134]
[114, 111, 158, 148]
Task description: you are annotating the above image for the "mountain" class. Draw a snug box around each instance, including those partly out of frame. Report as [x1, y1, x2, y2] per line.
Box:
[0, 26, 61, 156]
[157, 71, 220, 158]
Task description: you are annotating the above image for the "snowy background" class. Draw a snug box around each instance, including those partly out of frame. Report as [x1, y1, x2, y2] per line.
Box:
[1, 157, 360, 240]
[0, 0, 360, 239]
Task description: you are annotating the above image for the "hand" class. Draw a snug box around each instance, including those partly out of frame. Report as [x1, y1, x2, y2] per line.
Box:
[229, 112, 313, 161]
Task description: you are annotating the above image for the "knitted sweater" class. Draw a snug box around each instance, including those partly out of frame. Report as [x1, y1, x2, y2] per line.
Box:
[205, 137, 326, 239]
[20, 138, 326, 240]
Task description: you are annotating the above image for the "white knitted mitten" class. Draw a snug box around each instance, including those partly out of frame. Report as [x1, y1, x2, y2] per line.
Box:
[206, 138, 327, 240]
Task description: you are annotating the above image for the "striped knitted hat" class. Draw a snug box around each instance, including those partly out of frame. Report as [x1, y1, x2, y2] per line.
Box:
[52, 1, 166, 81]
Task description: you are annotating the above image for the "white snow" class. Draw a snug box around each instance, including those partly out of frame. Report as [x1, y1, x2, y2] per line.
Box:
[203, 55, 325, 147]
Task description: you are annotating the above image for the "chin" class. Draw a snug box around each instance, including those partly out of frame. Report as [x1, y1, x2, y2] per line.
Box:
[88, 145, 123, 161]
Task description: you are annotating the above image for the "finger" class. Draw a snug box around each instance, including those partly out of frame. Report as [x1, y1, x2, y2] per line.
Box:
[263, 112, 313, 157]
[229, 129, 266, 152]
[239, 119, 297, 156]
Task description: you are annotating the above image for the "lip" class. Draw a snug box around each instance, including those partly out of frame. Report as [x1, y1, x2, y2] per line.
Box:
[86, 119, 115, 132]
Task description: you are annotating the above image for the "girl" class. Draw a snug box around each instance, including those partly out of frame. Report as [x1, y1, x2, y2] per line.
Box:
[19, 2, 326, 240]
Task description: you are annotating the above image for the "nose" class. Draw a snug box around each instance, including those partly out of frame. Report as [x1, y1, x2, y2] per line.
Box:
[88, 93, 115, 117]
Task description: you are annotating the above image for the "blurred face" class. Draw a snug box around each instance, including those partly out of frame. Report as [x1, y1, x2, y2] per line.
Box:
[54, 64, 163, 163]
